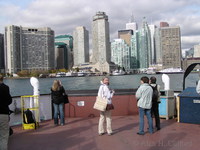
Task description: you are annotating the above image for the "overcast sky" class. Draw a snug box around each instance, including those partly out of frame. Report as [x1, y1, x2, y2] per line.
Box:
[1, 0, 200, 50]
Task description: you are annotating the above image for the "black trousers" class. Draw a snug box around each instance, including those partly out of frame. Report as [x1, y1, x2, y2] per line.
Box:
[151, 102, 160, 129]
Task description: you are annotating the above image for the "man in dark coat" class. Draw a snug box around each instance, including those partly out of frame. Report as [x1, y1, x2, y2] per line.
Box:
[0, 74, 12, 150]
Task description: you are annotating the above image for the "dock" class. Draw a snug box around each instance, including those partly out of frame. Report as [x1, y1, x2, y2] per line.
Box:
[8, 115, 199, 150]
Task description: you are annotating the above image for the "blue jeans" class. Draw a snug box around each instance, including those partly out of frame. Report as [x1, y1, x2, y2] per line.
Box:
[53, 103, 65, 125]
[138, 107, 153, 134]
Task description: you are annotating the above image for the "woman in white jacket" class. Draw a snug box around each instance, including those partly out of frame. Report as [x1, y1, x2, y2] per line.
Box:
[98, 77, 114, 136]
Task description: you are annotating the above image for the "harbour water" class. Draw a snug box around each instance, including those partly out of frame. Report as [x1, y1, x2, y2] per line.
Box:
[4, 73, 199, 97]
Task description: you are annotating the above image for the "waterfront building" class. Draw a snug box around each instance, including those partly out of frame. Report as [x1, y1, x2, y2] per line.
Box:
[148, 24, 156, 64]
[73, 26, 89, 66]
[138, 18, 151, 69]
[194, 44, 200, 58]
[111, 39, 130, 71]
[159, 26, 182, 69]
[130, 31, 140, 70]
[185, 48, 194, 58]
[55, 42, 66, 69]
[126, 16, 138, 33]
[160, 22, 169, 27]
[154, 27, 162, 64]
[91, 11, 114, 73]
[118, 30, 133, 46]
[182, 57, 200, 71]
[55, 35, 73, 69]
[5, 25, 55, 74]
[0, 33, 5, 73]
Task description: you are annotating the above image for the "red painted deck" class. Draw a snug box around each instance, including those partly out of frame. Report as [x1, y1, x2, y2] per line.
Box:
[8, 116, 199, 150]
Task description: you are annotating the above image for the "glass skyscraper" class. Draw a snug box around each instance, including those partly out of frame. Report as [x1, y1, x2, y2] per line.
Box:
[111, 39, 130, 71]
[138, 18, 151, 69]
[55, 35, 73, 69]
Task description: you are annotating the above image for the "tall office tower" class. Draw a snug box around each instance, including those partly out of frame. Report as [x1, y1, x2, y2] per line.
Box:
[148, 24, 156, 64]
[92, 11, 113, 73]
[138, 18, 151, 69]
[160, 26, 182, 69]
[111, 39, 130, 71]
[55, 43, 66, 69]
[5, 25, 55, 74]
[126, 16, 138, 32]
[118, 30, 133, 46]
[154, 28, 162, 64]
[55, 35, 73, 69]
[5, 26, 21, 74]
[160, 22, 169, 27]
[130, 31, 139, 69]
[194, 44, 200, 57]
[0, 33, 5, 73]
[73, 26, 89, 66]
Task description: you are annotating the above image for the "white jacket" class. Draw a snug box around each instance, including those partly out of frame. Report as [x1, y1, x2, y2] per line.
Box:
[98, 84, 114, 104]
[136, 83, 153, 109]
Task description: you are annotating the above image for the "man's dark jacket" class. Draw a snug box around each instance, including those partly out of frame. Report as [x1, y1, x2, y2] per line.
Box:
[0, 83, 12, 114]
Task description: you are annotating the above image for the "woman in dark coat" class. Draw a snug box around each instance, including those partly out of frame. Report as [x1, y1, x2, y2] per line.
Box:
[51, 80, 66, 126]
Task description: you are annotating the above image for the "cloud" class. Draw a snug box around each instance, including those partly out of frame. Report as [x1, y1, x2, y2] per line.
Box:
[0, 0, 200, 49]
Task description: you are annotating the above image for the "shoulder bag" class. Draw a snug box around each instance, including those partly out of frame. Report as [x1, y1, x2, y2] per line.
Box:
[93, 96, 108, 111]
[63, 94, 69, 104]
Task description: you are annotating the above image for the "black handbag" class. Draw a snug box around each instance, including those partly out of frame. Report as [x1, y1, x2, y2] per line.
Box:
[63, 95, 69, 104]
[106, 104, 114, 110]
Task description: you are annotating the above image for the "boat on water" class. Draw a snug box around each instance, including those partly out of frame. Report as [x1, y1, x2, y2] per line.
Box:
[157, 68, 184, 74]
[65, 72, 77, 77]
[112, 70, 126, 76]
[55, 72, 66, 77]
[146, 67, 157, 74]
[77, 71, 85, 77]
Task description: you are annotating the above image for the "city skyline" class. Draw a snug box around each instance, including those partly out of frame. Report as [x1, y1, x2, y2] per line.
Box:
[0, 0, 200, 50]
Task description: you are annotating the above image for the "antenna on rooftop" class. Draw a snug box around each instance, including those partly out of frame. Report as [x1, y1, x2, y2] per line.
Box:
[129, 11, 135, 23]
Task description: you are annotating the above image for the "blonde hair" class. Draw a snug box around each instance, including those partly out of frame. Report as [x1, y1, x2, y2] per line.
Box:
[52, 80, 61, 91]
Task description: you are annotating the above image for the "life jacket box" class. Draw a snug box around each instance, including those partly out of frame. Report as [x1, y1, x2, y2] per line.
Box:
[23, 123, 36, 130]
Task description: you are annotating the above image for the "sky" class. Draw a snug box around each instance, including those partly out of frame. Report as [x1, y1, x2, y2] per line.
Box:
[1, 0, 200, 50]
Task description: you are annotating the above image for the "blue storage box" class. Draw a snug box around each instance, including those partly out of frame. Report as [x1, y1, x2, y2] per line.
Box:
[178, 87, 200, 124]
[159, 90, 175, 120]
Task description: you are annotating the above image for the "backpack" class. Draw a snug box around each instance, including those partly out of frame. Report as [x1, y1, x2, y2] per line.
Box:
[151, 85, 159, 103]
[23, 109, 36, 125]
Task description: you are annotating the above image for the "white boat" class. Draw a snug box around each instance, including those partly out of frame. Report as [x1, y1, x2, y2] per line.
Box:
[157, 68, 184, 74]
[77, 72, 85, 77]
[146, 67, 157, 74]
[56, 72, 66, 77]
[112, 70, 126, 76]
[65, 72, 77, 77]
